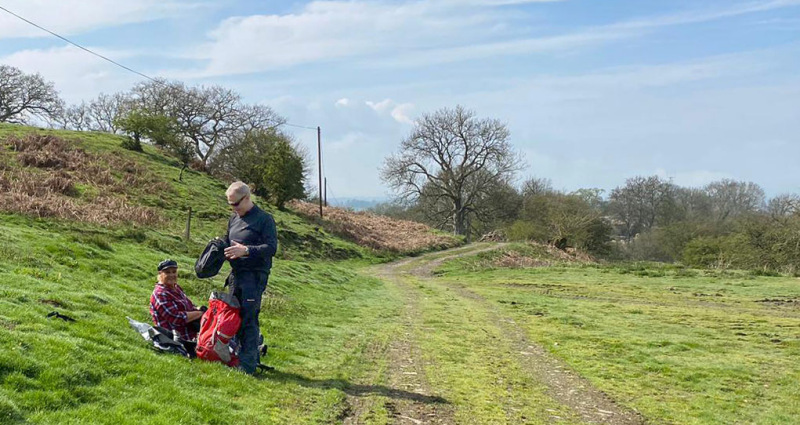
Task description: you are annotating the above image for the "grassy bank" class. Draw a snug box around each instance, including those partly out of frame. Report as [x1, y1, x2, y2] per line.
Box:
[0, 124, 408, 424]
[0, 212, 409, 424]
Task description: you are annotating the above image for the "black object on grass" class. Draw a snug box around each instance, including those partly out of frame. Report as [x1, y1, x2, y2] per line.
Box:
[46, 311, 77, 322]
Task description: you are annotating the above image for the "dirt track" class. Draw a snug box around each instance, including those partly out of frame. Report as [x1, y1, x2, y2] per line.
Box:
[346, 243, 645, 425]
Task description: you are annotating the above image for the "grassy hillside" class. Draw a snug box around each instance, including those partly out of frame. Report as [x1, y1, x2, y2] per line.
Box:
[0, 124, 370, 261]
[0, 125, 405, 424]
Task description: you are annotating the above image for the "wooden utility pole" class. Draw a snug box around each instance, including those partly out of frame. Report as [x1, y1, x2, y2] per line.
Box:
[317, 126, 323, 218]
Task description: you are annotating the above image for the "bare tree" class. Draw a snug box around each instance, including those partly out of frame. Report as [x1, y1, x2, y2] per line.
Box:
[237, 103, 286, 139]
[672, 186, 713, 222]
[767, 193, 800, 224]
[521, 177, 554, 197]
[609, 175, 675, 239]
[87, 92, 130, 133]
[57, 102, 91, 131]
[0, 65, 64, 124]
[705, 179, 765, 221]
[381, 105, 523, 239]
[130, 80, 283, 167]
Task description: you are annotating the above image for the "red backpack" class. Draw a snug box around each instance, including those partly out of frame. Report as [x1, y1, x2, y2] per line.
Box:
[195, 291, 241, 367]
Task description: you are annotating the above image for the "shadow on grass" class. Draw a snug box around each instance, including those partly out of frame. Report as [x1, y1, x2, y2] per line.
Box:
[260, 369, 450, 405]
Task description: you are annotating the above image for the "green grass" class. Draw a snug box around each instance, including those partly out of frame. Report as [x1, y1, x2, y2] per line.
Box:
[404, 275, 581, 424]
[434, 245, 800, 424]
[0, 123, 369, 262]
[4, 123, 799, 424]
[0, 124, 405, 423]
[0, 214, 406, 424]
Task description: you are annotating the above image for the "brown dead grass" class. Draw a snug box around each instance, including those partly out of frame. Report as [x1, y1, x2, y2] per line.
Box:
[491, 243, 595, 269]
[289, 200, 460, 253]
[0, 134, 165, 226]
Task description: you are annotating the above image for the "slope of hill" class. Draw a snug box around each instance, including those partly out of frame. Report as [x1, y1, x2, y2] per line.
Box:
[290, 201, 462, 254]
[0, 124, 368, 261]
[0, 124, 434, 424]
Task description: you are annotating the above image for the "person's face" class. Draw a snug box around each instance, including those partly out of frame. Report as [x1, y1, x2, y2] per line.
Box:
[159, 267, 178, 286]
[227, 192, 250, 216]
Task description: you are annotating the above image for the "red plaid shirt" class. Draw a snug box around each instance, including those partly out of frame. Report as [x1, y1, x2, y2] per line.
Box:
[150, 282, 198, 341]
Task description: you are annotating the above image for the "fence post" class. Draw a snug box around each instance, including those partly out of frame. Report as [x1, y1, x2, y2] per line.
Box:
[184, 206, 193, 241]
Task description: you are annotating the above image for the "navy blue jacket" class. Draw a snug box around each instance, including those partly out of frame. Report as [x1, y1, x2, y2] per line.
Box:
[225, 204, 278, 272]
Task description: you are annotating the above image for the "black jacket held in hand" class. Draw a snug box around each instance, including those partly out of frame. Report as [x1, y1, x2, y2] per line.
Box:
[195, 238, 229, 279]
[225, 204, 278, 272]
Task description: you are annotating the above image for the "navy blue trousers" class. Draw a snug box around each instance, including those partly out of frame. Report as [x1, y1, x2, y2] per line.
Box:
[229, 270, 269, 375]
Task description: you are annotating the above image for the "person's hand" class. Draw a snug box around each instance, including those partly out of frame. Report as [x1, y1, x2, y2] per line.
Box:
[224, 241, 248, 260]
[186, 310, 203, 322]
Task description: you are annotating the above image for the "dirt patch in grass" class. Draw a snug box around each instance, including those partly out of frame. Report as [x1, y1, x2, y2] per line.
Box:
[757, 298, 800, 308]
[39, 299, 67, 308]
[289, 201, 460, 254]
[360, 259, 457, 425]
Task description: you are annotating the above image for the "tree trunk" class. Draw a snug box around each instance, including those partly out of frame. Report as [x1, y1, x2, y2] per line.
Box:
[179, 164, 187, 182]
[453, 200, 467, 236]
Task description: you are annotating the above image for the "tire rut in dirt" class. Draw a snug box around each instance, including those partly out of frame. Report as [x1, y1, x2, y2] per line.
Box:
[399, 243, 646, 424]
[441, 281, 646, 425]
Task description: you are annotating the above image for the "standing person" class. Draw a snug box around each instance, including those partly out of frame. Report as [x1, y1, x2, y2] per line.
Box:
[223, 181, 278, 374]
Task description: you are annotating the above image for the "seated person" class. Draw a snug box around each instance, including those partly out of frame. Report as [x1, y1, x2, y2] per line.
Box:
[150, 259, 203, 342]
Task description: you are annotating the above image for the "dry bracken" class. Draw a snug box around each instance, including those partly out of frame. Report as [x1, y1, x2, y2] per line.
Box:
[289, 200, 460, 253]
[0, 134, 164, 226]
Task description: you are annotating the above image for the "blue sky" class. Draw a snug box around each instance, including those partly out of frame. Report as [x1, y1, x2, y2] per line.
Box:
[1, 0, 799, 200]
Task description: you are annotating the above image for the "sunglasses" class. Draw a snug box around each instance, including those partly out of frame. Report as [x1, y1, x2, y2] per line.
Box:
[228, 194, 247, 207]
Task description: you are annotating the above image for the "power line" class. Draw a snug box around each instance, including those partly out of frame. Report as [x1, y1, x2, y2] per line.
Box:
[0, 4, 318, 131]
[282, 122, 318, 131]
[0, 4, 158, 83]
[327, 182, 338, 206]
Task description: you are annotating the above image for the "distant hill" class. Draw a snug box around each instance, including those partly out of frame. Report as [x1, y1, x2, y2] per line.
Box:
[327, 197, 388, 211]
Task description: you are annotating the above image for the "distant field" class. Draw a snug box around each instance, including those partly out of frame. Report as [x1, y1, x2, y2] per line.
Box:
[432, 245, 800, 424]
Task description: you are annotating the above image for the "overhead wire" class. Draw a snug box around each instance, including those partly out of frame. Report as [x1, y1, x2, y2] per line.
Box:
[0, 3, 318, 131]
[0, 4, 158, 84]
[2, 3, 331, 208]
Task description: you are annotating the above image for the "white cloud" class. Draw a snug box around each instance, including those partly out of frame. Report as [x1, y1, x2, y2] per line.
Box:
[390, 103, 416, 125]
[184, 0, 800, 76]
[371, 27, 633, 68]
[449, 0, 563, 5]
[520, 51, 776, 94]
[365, 99, 394, 113]
[366, 99, 416, 124]
[0, 1, 200, 39]
[373, 1, 800, 69]
[188, 0, 538, 76]
[614, 0, 800, 31]
[335, 98, 350, 107]
[1, 45, 139, 102]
